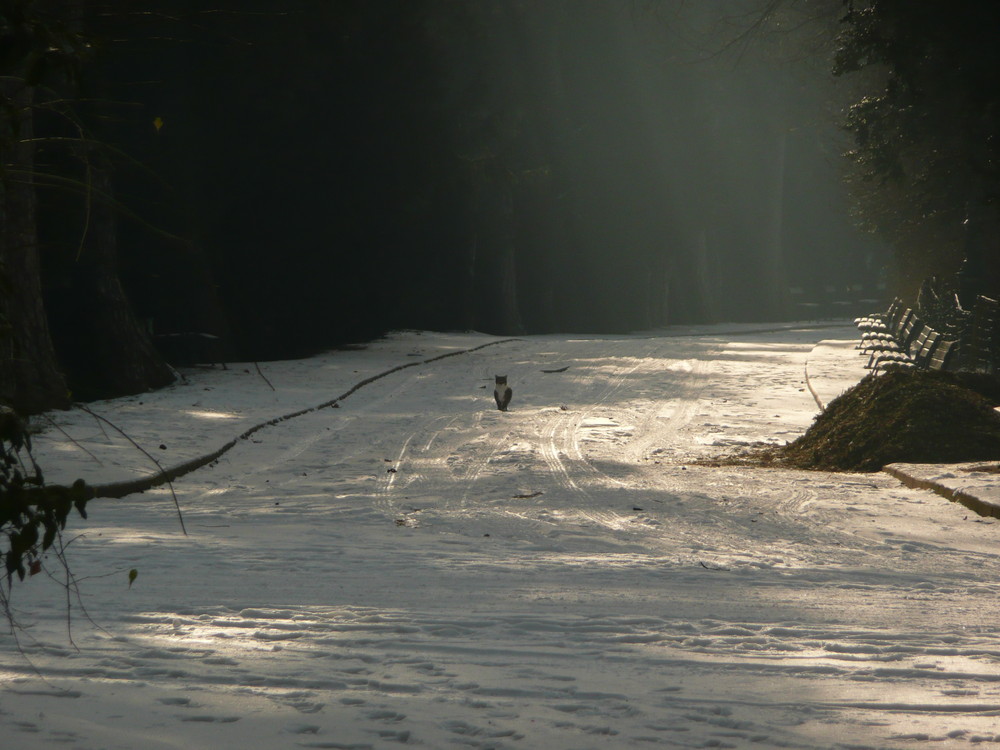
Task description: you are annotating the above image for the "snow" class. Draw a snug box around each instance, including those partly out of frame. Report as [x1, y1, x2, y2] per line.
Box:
[3, 324, 1000, 750]
[885, 463, 1000, 518]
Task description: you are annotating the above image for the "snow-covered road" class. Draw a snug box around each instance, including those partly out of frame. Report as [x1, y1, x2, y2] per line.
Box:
[4, 326, 1000, 749]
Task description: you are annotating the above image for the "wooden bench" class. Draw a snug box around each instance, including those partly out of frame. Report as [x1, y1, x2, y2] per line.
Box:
[927, 338, 959, 371]
[865, 309, 917, 369]
[855, 297, 902, 335]
[960, 295, 998, 374]
[910, 328, 943, 368]
[860, 305, 910, 354]
[856, 292, 989, 374]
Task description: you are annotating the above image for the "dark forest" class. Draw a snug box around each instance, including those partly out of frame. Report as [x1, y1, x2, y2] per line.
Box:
[3, 1, 998, 413]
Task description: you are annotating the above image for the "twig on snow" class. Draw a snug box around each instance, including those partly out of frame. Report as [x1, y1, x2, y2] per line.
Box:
[699, 561, 730, 572]
[75, 405, 187, 536]
[254, 362, 275, 391]
[40, 413, 103, 465]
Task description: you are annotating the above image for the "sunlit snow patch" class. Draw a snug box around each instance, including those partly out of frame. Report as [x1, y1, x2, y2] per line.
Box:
[183, 409, 242, 420]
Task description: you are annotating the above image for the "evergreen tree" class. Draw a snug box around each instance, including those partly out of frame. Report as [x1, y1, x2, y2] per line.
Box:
[834, 0, 1000, 302]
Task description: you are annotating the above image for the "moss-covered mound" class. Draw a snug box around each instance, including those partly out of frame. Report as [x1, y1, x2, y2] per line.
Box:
[757, 369, 1000, 472]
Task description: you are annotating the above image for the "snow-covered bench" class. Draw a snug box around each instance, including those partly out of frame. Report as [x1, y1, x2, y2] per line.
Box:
[858, 304, 960, 373]
[854, 297, 903, 338]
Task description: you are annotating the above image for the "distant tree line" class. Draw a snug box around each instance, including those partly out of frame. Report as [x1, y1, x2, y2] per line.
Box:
[6, 0, 994, 415]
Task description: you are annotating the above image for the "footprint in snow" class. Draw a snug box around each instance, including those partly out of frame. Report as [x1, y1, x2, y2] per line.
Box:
[285, 723, 321, 735]
[366, 709, 406, 722]
[157, 696, 194, 707]
[179, 715, 241, 723]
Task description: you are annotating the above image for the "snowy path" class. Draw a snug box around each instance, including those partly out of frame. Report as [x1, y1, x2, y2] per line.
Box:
[3, 327, 1000, 749]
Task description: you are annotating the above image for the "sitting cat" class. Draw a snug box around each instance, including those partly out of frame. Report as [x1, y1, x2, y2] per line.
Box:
[493, 375, 512, 411]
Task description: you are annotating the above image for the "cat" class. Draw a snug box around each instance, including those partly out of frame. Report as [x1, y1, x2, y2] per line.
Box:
[493, 375, 512, 411]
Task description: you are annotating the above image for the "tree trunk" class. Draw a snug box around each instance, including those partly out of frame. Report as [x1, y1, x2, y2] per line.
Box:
[0, 79, 71, 413]
[43, 0, 174, 400]
[694, 229, 719, 324]
[64, 154, 174, 399]
[762, 130, 789, 320]
[494, 179, 525, 336]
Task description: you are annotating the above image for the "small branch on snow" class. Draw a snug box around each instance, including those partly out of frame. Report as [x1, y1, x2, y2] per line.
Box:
[254, 362, 275, 391]
[39, 414, 104, 466]
[76, 405, 188, 536]
[700, 561, 730, 572]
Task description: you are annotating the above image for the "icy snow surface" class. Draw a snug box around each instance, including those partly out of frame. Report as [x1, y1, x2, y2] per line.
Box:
[4, 324, 1000, 749]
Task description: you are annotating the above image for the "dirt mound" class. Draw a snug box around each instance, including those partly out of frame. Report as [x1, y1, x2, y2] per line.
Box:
[755, 369, 1000, 472]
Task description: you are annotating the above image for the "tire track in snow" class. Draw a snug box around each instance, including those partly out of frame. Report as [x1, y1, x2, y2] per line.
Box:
[528, 341, 679, 533]
[375, 414, 466, 517]
[569, 354, 714, 492]
[540, 411, 586, 496]
[540, 341, 665, 498]
[457, 427, 517, 506]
